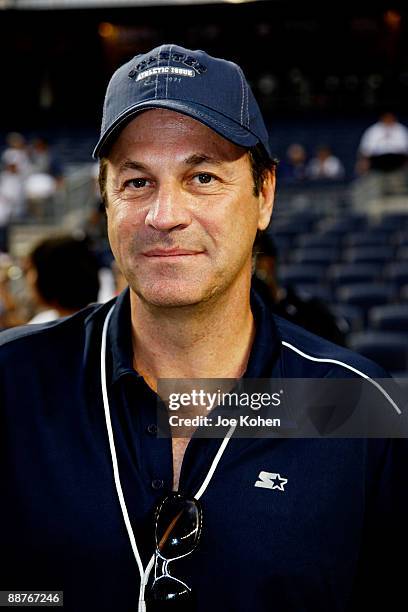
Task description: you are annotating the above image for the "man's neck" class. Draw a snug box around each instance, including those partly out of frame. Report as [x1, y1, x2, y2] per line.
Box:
[130, 280, 255, 391]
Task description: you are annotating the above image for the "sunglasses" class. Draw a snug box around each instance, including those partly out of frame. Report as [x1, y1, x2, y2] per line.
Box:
[145, 492, 203, 609]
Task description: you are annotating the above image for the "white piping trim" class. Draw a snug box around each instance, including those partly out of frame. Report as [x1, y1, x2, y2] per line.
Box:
[281, 340, 401, 415]
[100, 304, 236, 611]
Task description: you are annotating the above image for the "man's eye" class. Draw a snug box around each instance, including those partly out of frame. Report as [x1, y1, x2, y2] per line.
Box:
[124, 178, 148, 189]
[194, 173, 215, 185]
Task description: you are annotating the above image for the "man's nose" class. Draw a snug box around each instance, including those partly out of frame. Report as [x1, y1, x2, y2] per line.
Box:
[145, 185, 192, 231]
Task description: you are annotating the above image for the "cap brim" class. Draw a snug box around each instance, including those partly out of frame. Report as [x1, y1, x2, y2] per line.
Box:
[93, 99, 262, 159]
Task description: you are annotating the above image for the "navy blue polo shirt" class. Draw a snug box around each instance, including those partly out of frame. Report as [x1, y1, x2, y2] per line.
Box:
[0, 287, 406, 611]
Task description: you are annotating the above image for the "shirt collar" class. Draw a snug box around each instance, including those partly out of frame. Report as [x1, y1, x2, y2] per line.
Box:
[107, 284, 282, 385]
[245, 286, 282, 377]
[108, 288, 139, 384]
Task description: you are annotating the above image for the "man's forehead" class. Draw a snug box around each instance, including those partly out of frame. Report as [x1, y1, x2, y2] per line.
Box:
[107, 109, 248, 164]
[113, 108, 232, 143]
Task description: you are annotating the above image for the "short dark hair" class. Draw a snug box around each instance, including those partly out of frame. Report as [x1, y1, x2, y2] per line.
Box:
[98, 143, 277, 206]
[98, 158, 109, 206]
[29, 236, 100, 311]
[248, 144, 278, 196]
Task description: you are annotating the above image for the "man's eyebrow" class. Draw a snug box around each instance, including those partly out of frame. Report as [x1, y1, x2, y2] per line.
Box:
[118, 159, 148, 174]
[183, 154, 223, 166]
[117, 155, 222, 173]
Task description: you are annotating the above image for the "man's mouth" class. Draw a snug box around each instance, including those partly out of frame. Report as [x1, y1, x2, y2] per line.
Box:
[143, 248, 203, 257]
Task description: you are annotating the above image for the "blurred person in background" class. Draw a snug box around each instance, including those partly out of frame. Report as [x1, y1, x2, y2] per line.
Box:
[357, 111, 408, 173]
[254, 233, 346, 345]
[278, 142, 308, 183]
[0, 159, 27, 225]
[78, 162, 113, 271]
[25, 137, 64, 219]
[26, 235, 100, 324]
[306, 144, 344, 181]
[0, 254, 25, 329]
[29, 137, 63, 179]
[354, 111, 408, 200]
[0, 192, 11, 253]
[1, 132, 32, 177]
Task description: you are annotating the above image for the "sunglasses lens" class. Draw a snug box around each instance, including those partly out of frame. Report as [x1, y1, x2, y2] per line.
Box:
[155, 495, 201, 559]
[148, 576, 191, 602]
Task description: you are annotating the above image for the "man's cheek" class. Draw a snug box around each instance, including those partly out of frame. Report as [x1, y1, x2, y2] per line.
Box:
[108, 210, 136, 241]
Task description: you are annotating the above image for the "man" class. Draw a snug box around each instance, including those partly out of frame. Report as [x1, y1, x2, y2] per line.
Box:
[354, 111, 408, 204]
[357, 111, 408, 174]
[306, 144, 344, 180]
[0, 45, 406, 612]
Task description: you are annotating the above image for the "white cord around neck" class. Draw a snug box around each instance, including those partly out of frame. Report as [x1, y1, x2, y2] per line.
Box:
[100, 305, 145, 580]
[100, 303, 236, 611]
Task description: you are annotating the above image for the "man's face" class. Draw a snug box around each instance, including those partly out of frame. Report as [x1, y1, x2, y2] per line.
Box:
[105, 109, 274, 308]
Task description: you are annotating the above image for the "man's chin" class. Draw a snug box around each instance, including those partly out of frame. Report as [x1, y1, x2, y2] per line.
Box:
[131, 284, 212, 309]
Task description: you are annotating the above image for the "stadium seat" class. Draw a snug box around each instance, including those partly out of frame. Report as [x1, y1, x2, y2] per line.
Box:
[343, 231, 392, 248]
[383, 262, 408, 289]
[278, 264, 325, 286]
[400, 285, 408, 302]
[392, 373, 408, 394]
[347, 331, 408, 372]
[335, 283, 396, 311]
[396, 246, 408, 261]
[295, 284, 333, 302]
[272, 218, 314, 237]
[368, 304, 408, 332]
[329, 303, 365, 333]
[328, 263, 380, 289]
[296, 234, 340, 249]
[290, 247, 340, 266]
[343, 246, 394, 265]
[392, 230, 408, 248]
[379, 213, 408, 231]
[317, 214, 367, 236]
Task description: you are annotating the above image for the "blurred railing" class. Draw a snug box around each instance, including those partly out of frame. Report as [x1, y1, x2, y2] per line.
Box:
[272, 180, 351, 221]
[272, 174, 408, 223]
[9, 163, 97, 257]
[60, 163, 98, 222]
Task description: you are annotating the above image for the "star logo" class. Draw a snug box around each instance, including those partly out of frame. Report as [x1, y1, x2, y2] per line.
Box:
[254, 471, 288, 492]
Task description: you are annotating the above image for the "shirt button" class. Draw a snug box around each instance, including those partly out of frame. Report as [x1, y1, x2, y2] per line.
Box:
[151, 479, 164, 490]
[146, 423, 158, 436]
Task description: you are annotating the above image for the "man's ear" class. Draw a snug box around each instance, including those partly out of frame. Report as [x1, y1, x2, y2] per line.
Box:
[257, 170, 276, 231]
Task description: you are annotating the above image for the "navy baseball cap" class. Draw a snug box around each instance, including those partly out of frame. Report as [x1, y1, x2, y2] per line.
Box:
[93, 43, 271, 159]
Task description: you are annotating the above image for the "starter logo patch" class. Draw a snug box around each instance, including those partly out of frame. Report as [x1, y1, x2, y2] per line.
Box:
[136, 66, 195, 81]
[254, 471, 288, 492]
